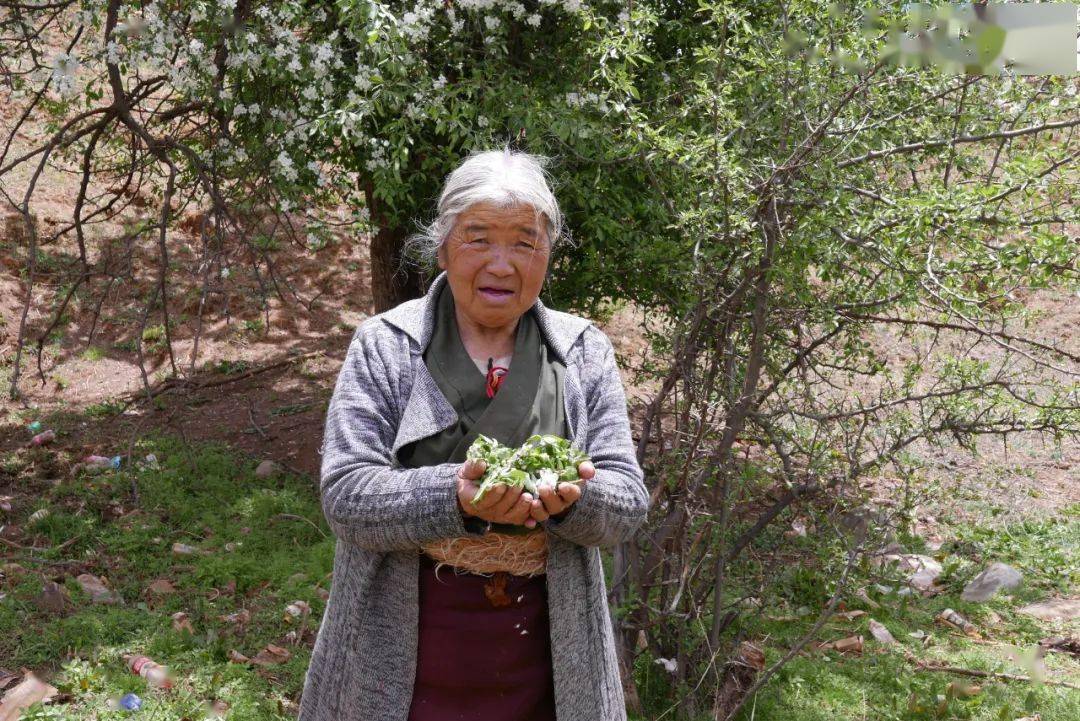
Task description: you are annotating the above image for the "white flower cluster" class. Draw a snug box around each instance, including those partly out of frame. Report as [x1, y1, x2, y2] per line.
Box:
[354, 68, 375, 91]
[365, 137, 392, 171]
[401, 3, 438, 43]
[50, 52, 80, 100]
[564, 90, 617, 113]
[233, 101, 260, 117]
[306, 159, 328, 187]
[276, 150, 297, 182]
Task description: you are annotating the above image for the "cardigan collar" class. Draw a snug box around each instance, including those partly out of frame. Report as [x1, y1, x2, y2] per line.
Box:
[380, 271, 590, 365]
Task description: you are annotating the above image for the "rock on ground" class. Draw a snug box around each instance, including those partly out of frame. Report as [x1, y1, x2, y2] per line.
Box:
[961, 562, 1023, 602]
[1019, 598, 1080, 621]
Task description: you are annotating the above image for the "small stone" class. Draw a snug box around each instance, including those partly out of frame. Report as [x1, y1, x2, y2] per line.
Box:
[255, 460, 280, 479]
[76, 573, 122, 604]
[961, 562, 1023, 602]
[1019, 598, 1080, 621]
[868, 619, 897, 645]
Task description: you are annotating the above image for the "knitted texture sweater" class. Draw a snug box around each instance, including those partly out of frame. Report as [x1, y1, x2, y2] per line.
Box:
[297, 271, 649, 721]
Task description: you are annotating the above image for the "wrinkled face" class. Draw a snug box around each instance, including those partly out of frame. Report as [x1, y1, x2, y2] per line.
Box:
[438, 201, 552, 331]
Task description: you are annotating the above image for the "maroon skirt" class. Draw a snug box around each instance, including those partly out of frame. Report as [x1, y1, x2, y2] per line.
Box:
[408, 553, 557, 721]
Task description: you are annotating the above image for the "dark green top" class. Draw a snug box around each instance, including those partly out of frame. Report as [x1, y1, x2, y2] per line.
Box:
[396, 282, 569, 533]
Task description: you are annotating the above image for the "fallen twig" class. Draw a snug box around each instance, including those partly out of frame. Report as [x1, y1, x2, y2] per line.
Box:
[905, 652, 1080, 690]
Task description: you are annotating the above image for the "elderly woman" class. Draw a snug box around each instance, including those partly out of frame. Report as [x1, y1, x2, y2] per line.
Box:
[297, 147, 649, 721]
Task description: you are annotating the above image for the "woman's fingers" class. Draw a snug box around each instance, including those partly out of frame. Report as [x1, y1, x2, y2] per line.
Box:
[490, 484, 524, 517]
[536, 483, 566, 516]
[460, 458, 486, 481]
[503, 491, 534, 526]
[470, 482, 506, 512]
[556, 481, 583, 506]
[528, 496, 550, 523]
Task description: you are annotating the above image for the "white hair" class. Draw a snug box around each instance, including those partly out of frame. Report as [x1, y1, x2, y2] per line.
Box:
[404, 145, 569, 271]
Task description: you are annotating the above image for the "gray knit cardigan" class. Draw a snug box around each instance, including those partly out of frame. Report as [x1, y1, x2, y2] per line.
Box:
[297, 271, 649, 721]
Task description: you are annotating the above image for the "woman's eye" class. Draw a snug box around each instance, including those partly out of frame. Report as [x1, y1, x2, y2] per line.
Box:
[517, 241, 535, 249]
[470, 237, 488, 245]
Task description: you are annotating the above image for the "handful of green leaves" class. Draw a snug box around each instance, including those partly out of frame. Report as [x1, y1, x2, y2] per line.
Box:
[466, 434, 590, 505]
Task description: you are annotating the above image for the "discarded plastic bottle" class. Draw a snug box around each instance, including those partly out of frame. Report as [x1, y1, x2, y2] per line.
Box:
[27, 420, 42, 433]
[119, 692, 143, 711]
[124, 654, 174, 689]
[84, 455, 122, 471]
[29, 429, 56, 446]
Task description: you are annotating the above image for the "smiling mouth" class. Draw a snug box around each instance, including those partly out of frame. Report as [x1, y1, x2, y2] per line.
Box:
[479, 287, 514, 296]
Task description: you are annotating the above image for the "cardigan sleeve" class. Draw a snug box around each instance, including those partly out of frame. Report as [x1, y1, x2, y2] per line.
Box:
[318, 321, 478, 551]
[544, 325, 649, 547]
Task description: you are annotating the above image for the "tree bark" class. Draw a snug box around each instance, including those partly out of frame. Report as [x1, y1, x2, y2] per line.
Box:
[362, 181, 424, 313]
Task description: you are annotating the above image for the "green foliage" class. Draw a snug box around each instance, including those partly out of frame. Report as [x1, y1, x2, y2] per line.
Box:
[466, 433, 590, 502]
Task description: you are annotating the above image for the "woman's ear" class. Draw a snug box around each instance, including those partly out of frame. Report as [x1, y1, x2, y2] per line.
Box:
[436, 240, 447, 270]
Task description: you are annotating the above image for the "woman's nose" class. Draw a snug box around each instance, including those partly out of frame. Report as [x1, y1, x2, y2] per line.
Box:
[485, 246, 514, 275]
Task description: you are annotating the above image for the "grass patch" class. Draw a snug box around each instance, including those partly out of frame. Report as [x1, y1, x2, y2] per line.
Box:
[80, 346, 106, 362]
[1, 433, 332, 718]
[3, 431, 1076, 720]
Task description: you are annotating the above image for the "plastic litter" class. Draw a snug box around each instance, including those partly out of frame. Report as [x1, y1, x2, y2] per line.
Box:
[119, 692, 143, 710]
[29, 429, 56, 446]
[27, 420, 42, 433]
[82, 455, 122, 473]
[124, 654, 174, 689]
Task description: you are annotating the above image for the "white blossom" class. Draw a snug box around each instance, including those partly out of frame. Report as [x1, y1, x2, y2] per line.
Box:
[526, 13, 542, 27]
[433, 74, 447, 90]
[509, 2, 526, 19]
[562, 0, 583, 12]
[477, 114, 489, 128]
[484, 15, 501, 32]
[276, 150, 297, 181]
[50, 52, 80, 99]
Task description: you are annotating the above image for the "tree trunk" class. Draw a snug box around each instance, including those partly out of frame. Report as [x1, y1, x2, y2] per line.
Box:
[362, 181, 424, 313]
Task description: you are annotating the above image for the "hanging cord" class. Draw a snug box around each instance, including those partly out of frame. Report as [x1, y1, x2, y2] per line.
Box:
[485, 356, 509, 398]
